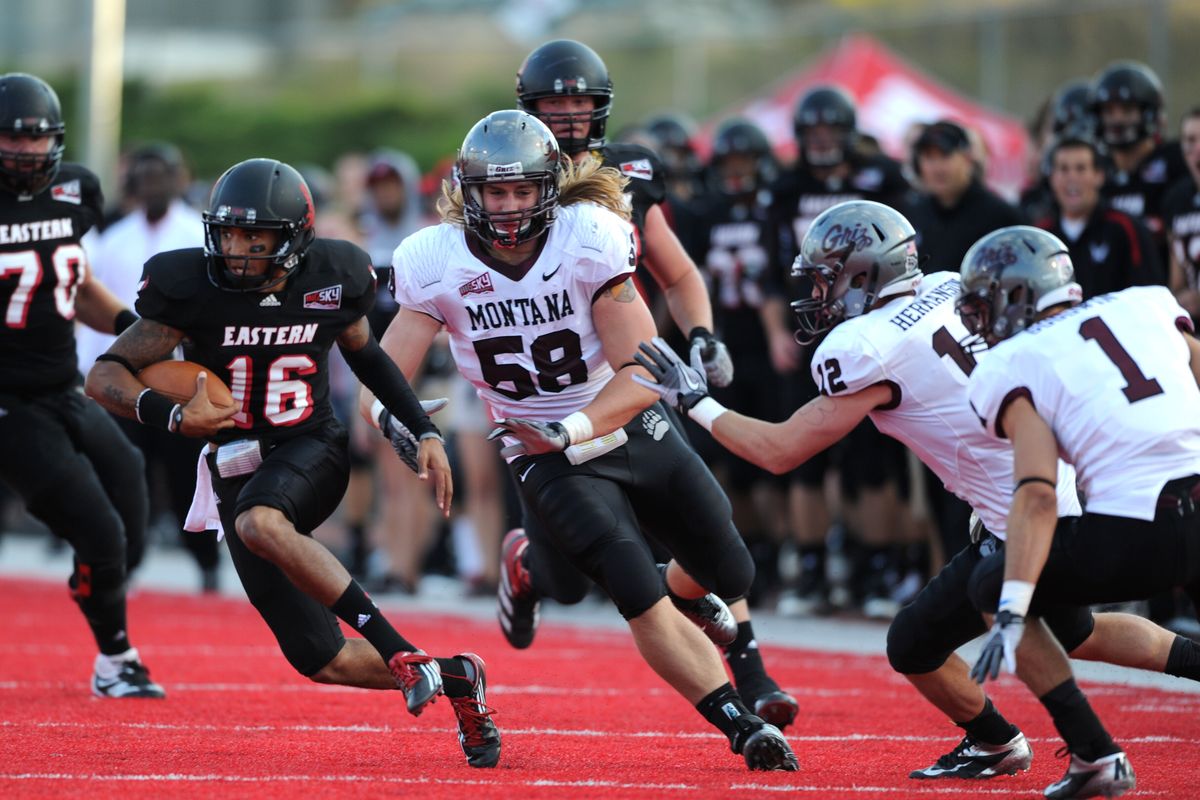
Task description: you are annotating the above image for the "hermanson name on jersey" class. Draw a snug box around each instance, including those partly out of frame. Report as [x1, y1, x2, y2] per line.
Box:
[465, 290, 574, 332]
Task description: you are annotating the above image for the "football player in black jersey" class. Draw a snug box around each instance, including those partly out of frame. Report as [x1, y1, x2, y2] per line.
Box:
[0, 73, 162, 699]
[513, 39, 798, 727]
[1163, 106, 1200, 325]
[766, 84, 916, 622]
[86, 158, 500, 768]
[1091, 60, 1187, 266]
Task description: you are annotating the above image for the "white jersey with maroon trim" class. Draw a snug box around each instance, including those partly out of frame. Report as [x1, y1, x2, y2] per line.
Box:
[812, 271, 1080, 536]
[393, 202, 636, 423]
[968, 285, 1200, 521]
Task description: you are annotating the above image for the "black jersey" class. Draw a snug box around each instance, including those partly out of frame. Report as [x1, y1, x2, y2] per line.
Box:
[0, 163, 103, 392]
[598, 142, 667, 237]
[689, 193, 774, 354]
[768, 153, 911, 284]
[135, 239, 376, 445]
[1163, 175, 1200, 292]
[1102, 139, 1187, 253]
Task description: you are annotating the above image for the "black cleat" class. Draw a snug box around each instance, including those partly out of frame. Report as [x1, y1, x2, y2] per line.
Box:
[388, 650, 442, 716]
[498, 529, 540, 649]
[91, 650, 166, 699]
[754, 690, 799, 730]
[1043, 749, 1135, 799]
[448, 653, 501, 768]
[731, 714, 800, 772]
[657, 563, 737, 646]
[910, 733, 1032, 780]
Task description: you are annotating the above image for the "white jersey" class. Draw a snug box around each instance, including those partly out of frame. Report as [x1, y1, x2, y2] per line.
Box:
[968, 285, 1200, 521]
[812, 271, 1080, 537]
[392, 202, 635, 422]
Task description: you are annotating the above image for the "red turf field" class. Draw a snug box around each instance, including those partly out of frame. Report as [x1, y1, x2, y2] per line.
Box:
[1, 576, 1196, 799]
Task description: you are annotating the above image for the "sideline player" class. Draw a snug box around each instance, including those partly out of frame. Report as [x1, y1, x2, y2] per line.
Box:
[0, 72, 161, 698]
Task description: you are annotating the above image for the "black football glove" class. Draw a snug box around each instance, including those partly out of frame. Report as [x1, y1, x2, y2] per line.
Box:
[488, 418, 571, 459]
[633, 336, 711, 416]
[970, 609, 1026, 684]
[378, 398, 448, 473]
[688, 326, 734, 388]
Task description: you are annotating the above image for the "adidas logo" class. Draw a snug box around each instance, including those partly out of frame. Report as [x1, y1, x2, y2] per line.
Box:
[356, 613, 372, 628]
[259, 294, 281, 307]
[641, 408, 669, 441]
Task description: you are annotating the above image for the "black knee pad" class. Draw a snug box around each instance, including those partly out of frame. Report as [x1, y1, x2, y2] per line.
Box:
[241, 581, 344, 677]
[28, 486, 126, 567]
[887, 603, 951, 674]
[967, 552, 1005, 614]
[1043, 605, 1096, 654]
[587, 537, 665, 620]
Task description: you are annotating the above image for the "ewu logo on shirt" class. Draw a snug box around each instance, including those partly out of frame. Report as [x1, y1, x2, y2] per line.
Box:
[619, 159, 653, 181]
[303, 284, 343, 310]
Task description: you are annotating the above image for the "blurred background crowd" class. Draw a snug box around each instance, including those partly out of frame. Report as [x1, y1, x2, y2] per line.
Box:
[3, 0, 1200, 639]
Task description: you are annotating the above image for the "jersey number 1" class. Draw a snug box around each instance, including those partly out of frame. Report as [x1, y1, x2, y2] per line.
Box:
[1079, 317, 1163, 402]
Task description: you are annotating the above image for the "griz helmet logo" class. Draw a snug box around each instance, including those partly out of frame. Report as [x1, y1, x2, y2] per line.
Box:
[820, 222, 874, 253]
[974, 243, 1019, 270]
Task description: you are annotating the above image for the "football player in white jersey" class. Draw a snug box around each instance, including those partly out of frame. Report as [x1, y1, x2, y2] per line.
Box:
[513, 41, 798, 728]
[958, 225, 1200, 798]
[364, 110, 797, 771]
[636, 202, 1200, 797]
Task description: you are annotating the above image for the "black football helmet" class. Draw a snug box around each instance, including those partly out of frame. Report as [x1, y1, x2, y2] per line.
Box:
[516, 39, 613, 155]
[791, 200, 921, 343]
[644, 112, 702, 180]
[957, 226, 1082, 350]
[1051, 79, 1093, 136]
[457, 110, 561, 249]
[0, 73, 66, 196]
[793, 85, 858, 168]
[709, 117, 777, 196]
[203, 158, 316, 292]
[1089, 60, 1164, 149]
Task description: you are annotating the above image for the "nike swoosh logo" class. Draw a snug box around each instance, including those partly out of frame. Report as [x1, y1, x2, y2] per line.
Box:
[519, 463, 537, 482]
[541, 263, 562, 281]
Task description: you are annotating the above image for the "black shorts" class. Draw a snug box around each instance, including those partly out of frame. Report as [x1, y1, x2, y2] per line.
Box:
[208, 424, 351, 676]
[970, 476, 1200, 615]
[515, 401, 753, 618]
[0, 380, 147, 566]
[888, 530, 1094, 674]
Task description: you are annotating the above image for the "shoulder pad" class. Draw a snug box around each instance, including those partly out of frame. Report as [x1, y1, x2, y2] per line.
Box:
[602, 143, 665, 182]
[142, 248, 209, 299]
[395, 225, 452, 291]
[305, 238, 376, 299]
[48, 163, 105, 227]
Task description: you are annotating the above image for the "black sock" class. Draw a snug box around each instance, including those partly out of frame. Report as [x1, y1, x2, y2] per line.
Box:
[956, 697, 1019, 745]
[798, 545, 825, 583]
[329, 581, 415, 662]
[1165, 635, 1200, 681]
[437, 656, 473, 698]
[71, 562, 131, 656]
[724, 621, 776, 691]
[1039, 678, 1120, 761]
[696, 683, 753, 742]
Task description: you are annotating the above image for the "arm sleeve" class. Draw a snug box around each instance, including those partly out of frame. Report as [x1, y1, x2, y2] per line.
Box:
[338, 336, 437, 438]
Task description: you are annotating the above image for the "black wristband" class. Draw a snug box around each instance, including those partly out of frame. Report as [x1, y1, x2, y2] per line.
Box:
[136, 388, 177, 430]
[1014, 476, 1057, 491]
[687, 326, 712, 344]
[113, 309, 138, 334]
[95, 352, 138, 375]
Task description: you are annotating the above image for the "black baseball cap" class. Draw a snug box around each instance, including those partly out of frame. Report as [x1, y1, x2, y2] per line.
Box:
[914, 120, 971, 155]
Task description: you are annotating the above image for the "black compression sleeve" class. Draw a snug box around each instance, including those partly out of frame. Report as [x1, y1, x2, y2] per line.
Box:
[114, 309, 138, 334]
[338, 336, 437, 438]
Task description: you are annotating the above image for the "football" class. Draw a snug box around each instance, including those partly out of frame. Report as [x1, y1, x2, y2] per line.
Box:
[138, 360, 235, 406]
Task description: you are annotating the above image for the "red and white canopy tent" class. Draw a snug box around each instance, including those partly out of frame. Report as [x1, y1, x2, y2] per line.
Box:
[697, 34, 1034, 200]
